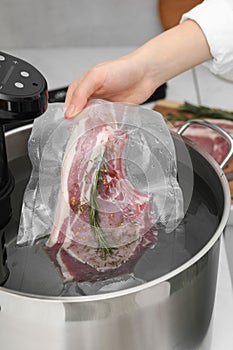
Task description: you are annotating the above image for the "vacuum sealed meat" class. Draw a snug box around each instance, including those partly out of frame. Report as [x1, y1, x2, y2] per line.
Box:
[17, 100, 184, 282]
[45, 120, 156, 281]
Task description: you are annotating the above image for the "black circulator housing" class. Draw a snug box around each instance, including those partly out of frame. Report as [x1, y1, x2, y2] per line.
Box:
[0, 51, 48, 284]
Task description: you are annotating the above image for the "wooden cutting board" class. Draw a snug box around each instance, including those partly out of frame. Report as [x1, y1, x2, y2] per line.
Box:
[158, 0, 203, 30]
[153, 99, 233, 201]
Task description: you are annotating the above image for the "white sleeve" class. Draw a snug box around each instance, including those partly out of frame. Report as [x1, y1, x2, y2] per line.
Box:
[181, 0, 233, 76]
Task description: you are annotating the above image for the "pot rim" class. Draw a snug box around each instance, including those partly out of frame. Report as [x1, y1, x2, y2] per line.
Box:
[0, 124, 231, 302]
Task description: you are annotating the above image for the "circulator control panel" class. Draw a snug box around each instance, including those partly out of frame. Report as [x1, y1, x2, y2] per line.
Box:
[0, 51, 48, 122]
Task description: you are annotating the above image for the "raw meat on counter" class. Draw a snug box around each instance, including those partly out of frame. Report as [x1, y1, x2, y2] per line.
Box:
[46, 118, 157, 282]
[172, 119, 233, 165]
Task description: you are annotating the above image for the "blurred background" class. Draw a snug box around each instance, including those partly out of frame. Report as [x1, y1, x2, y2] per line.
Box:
[0, 0, 162, 48]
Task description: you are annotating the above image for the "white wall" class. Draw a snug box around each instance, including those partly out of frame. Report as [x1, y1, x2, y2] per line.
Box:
[0, 0, 163, 48]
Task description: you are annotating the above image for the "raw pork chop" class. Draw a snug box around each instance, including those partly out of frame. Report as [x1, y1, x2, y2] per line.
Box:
[46, 118, 157, 282]
[173, 119, 233, 164]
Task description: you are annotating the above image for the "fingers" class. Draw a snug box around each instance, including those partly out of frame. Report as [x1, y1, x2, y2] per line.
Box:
[64, 78, 87, 119]
[64, 79, 80, 108]
[64, 66, 104, 119]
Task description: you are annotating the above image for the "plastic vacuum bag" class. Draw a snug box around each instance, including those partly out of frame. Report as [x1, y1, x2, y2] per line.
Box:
[17, 99, 185, 282]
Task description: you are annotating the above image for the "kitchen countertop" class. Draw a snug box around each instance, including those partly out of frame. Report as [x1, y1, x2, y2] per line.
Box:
[4, 47, 233, 349]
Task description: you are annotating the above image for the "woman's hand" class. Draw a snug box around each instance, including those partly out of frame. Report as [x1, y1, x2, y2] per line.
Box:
[64, 53, 158, 118]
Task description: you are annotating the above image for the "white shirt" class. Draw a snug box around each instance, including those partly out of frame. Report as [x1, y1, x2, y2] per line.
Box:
[181, 0, 233, 77]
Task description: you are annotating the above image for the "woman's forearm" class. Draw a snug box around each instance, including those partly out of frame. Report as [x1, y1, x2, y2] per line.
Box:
[133, 19, 212, 90]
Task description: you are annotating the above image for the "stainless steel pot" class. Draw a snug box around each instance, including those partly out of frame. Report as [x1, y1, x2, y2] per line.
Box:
[0, 120, 232, 350]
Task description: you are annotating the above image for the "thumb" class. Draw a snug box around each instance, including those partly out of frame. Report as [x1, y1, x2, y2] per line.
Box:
[64, 68, 103, 118]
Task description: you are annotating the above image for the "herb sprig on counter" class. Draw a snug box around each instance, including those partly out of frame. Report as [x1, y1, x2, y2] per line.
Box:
[90, 152, 113, 260]
[166, 102, 233, 123]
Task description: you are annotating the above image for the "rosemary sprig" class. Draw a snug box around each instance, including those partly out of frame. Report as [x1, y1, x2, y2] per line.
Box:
[89, 152, 113, 259]
[179, 102, 233, 121]
[168, 101, 233, 122]
[166, 113, 191, 123]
